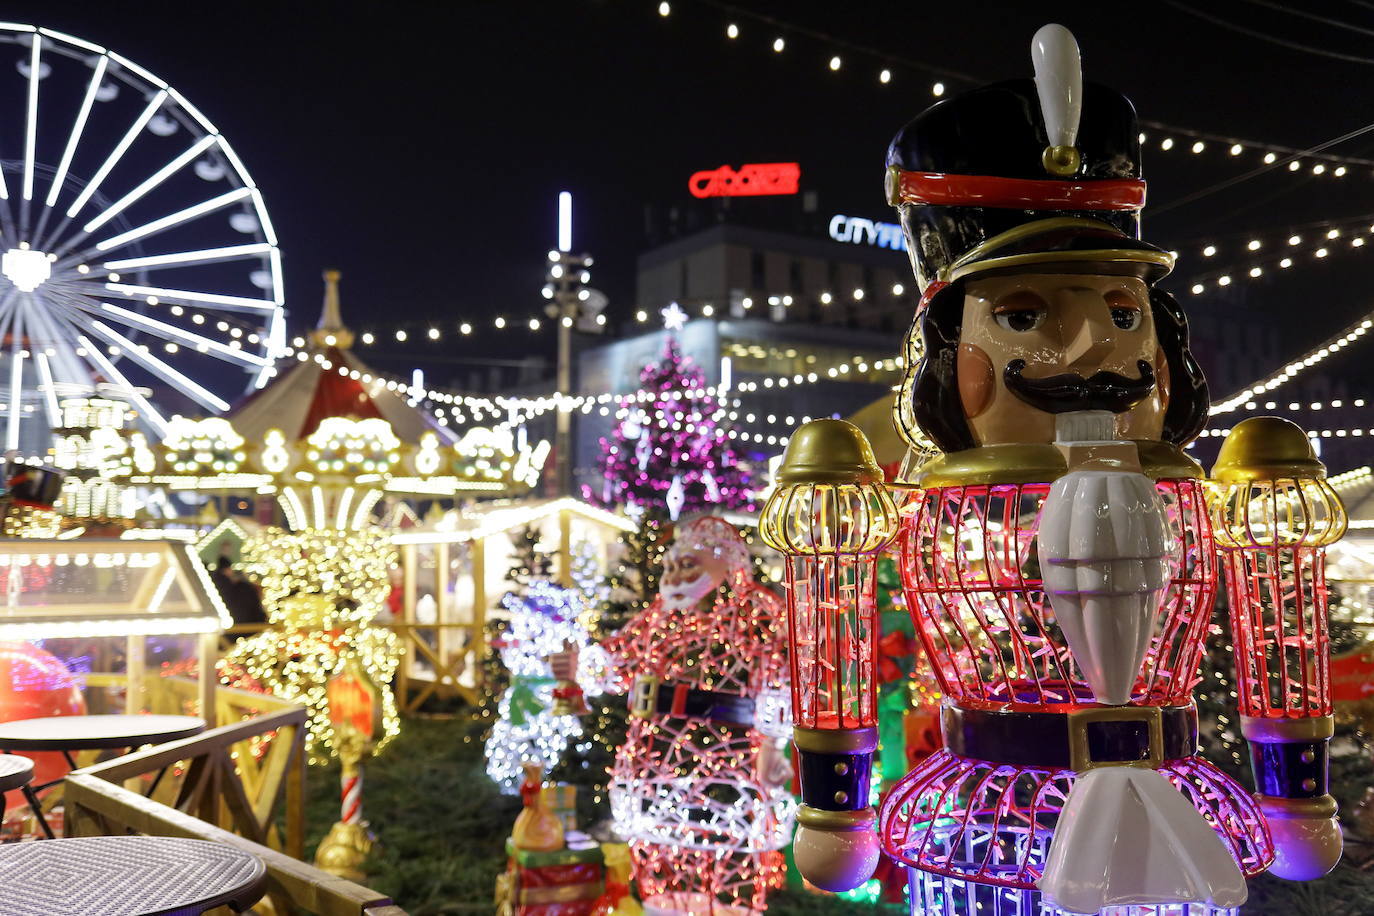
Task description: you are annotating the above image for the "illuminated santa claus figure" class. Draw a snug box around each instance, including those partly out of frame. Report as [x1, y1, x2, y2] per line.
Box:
[602, 516, 795, 915]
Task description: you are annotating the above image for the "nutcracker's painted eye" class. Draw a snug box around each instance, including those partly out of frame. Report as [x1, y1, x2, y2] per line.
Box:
[1106, 290, 1143, 330]
[992, 291, 1048, 333]
[1110, 307, 1141, 330]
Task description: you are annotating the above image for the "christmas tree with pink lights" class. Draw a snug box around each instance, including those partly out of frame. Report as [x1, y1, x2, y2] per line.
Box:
[587, 335, 753, 519]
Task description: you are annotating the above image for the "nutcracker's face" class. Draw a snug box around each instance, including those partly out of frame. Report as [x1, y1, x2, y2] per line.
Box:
[958, 272, 1169, 446]
[661, 542, 731, 610]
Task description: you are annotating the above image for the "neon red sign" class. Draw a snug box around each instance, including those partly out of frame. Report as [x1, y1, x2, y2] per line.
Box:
[688, 162, 801, 198]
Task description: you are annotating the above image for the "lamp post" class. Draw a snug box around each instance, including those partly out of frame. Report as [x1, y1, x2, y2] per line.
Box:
[759, 418, 901, 891]
[1211, 416, 1347, 881]
[314, 655, 384, 882]
[543, 192, 603, 496]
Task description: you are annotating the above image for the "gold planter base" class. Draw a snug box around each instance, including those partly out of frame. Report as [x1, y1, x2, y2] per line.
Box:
[314, 821, 372, 882]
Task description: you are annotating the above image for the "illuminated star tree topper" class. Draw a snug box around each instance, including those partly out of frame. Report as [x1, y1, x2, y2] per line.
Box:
[660, 301, 687, 331]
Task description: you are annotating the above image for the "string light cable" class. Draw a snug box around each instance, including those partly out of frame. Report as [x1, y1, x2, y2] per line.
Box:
[344, 283, 918, 348]
[1164, 0, 1374, 67]
[1141, 121, 1374, 172]
[261, 336, 902, 434]
[1236, 0, 1374, 41]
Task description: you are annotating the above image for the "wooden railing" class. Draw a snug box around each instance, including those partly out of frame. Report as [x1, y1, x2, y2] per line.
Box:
[63, 707, 405, 916]
[150, 674, 304, 727]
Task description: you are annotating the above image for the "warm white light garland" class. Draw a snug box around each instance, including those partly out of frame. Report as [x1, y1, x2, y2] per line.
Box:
[1210, 315, 1374, 415]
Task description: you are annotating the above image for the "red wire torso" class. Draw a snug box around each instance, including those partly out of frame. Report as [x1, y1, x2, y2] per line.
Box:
[878, 477, 1274, 887]
[899, 478, 1216, 709]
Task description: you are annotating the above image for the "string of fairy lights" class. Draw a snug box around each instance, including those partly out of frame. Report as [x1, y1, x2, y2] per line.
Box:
[279, 227, 1374, 348]
[336, 283, 916, 348]
[1140, 128, 1374, 174]
[260, 333, 903, 437]
[281, 321, 1374, 456]
[141, 289, 1371, 459]
[1210, 314, 1374, 415]
[146, 4, 1363, 357]
[71, 2, 1374, 460]
[1182, 221, 1374, 295]
[1331, 466, 1373, 493]
[650, 0, 1374, 175]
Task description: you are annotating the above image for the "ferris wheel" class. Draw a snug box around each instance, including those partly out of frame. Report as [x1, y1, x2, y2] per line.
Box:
[0, 22, 284, 453]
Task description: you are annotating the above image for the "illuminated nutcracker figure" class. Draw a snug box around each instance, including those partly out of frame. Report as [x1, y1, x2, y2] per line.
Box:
[602, 517, 795, 914]
[763, 24, 1346, 916]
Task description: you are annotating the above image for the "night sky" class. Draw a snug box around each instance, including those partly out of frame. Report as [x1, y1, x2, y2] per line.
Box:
[22, 0, 1374, 408]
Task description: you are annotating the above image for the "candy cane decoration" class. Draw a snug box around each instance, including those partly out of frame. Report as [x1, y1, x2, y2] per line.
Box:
[341, 761, 363, 826]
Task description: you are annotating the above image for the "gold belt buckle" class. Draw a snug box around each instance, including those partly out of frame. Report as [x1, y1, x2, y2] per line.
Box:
[630, 676, 661, 719]
[1067, 705, 1165, 773]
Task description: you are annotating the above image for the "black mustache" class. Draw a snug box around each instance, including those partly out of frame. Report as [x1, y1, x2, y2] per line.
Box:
[1003, 359, 1156, 414]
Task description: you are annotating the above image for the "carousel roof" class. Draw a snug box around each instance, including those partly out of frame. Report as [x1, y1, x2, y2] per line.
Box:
[227, 270, 454, 445]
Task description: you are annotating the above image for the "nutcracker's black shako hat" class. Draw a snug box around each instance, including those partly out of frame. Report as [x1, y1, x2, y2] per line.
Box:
[886, 24, 1173, 292]
[888, 24, 1209, 459]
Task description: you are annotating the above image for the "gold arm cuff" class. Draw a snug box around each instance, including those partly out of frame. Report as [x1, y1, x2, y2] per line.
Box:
[793, 726, 879, 754]
[1241, 714, 1335, 742]
[1256, 794, 1338, 820]
[797, 805, 876, 831]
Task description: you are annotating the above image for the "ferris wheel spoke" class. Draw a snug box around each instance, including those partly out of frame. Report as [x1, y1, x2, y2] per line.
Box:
[44, 53, 105, 210]
[73, 332, 168, 436]
[6, 307, 26, 451]
[63, 187, 253, 259]
[0, 295, 18, 364]
[0, 185, 17, 248]
[21, 34, 41, 206]
[86, 319, 230, 412]
[93, 302, 270, 368]
[63, 89, 167, 221]
[100, 242, 272, 272]
[33, 350, 61, 429]
[34, 55, 107, 248]
[81, 134, 218, 235]
[100, 281, 277, 314]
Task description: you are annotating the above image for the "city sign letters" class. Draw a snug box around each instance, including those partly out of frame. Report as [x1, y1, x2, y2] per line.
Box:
[829, 214, 907, 251]
[688, 162, 801, 198]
